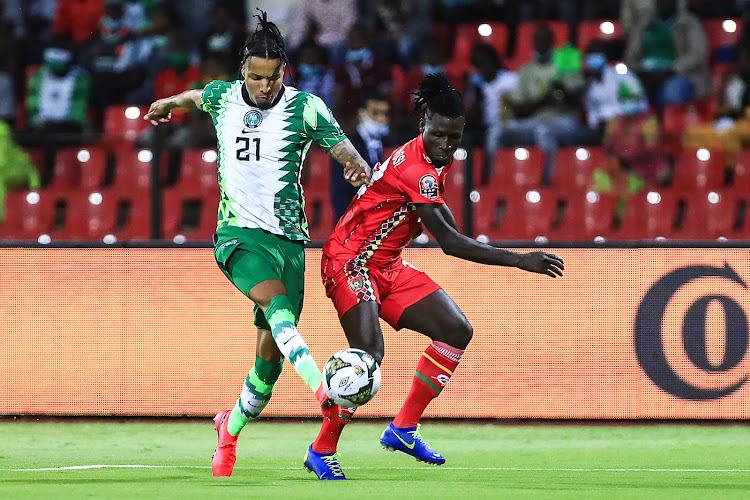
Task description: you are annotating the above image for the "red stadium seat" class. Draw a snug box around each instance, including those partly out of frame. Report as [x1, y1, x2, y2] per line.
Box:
[103, 105, 150, 145]
[304, 175, 335, 242]
[111, 147, 168, 192]
[162, 187, 217, 242]
[178, 149, 219, 192]
[472, 187, 557, 240]
[551, 146, 604, 192]
[733, 149, 750, 191]
[507, 21, 569, 70]
[661, 100, 714, 154]
[449, 22, 510, 74]
[440, 152, 466, 235]
[616, 190, 681, 240]
[703, 18, 744, 54]
[0, 189, 57, 240]
[302, 147, 329, 183]
[488, 146, 546, 190]
[552, 190, 618, 241]
[682, 189, 744, 240]
[60, 190, 118, 240]
[576, 20, 623, 51]
[50, 146, 107, 190]
[672, 148, 725, 190]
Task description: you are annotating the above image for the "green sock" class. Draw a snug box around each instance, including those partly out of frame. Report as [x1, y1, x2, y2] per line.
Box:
[264, 295, 323, 392]
[227, 356, 283, 436]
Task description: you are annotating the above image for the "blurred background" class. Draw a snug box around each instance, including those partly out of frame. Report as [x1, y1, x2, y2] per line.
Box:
[1, 0, 750, 244]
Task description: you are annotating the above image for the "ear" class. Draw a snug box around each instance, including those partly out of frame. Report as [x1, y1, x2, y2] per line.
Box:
[419, 117, 425, 133]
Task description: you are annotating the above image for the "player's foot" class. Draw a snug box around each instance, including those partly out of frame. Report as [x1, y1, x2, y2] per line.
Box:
[212, 410, 239, 477]
[380, 423, 445, 465]
[303, 445, 346, 480]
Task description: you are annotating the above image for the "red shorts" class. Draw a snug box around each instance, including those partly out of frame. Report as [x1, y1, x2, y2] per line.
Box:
[321, 255, 442, 329]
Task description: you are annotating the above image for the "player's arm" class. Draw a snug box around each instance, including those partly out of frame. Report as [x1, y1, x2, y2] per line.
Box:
[328, 139, 373, 187]
[416, 203, 564, 277]
[143, 89, 203, 125]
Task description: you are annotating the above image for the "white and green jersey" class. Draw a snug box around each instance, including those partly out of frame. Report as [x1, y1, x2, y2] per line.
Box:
[199, 80, 346, 241]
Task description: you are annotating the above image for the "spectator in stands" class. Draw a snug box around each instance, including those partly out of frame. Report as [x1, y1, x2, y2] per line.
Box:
[200, 3, 245, 63]
[683, 43, 750, 167]
[81, 0, 148, 107]
[503, 24, 590, 185]
[53, 0, 105, 44]
[622, 0, 713, 106]
[288, 0, 357, 65]
[26, 46, 90, 137]
[0, 9, 18, 126]
[292, 40, 335, 108]
[466, 43, 518, 180]
[0, 120, 40, 223]
[245, 0, 300, 42]
[362, 0, 433, 66]
[592, 84, 670, 199]
[333, 24, 393, 131]
[329, 91, 390, 221]
[583, 41, 648, 134]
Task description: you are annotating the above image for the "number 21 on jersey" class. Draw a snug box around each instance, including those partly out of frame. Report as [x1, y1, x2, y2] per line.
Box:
[236, 137, 260, 161]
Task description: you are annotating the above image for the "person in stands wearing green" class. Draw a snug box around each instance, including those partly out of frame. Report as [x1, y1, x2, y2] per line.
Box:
[144, 10, 372, 477]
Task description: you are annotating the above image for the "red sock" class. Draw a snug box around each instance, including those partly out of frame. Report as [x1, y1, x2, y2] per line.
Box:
[311, 405, 356, 454]
[393, 341, 463, 429]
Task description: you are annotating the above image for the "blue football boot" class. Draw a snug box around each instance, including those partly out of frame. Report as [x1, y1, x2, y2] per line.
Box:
[379, 423, 445, 465]
[303, 445, 346, 480]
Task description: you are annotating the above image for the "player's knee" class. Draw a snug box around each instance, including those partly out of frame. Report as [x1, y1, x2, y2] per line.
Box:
[446, 318, 473, 350]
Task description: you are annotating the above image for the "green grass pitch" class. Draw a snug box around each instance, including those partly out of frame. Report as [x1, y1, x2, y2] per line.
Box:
[1, 420, 749, 499]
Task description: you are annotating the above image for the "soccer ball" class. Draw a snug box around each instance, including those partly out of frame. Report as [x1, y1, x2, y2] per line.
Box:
[323, 348, 381, 407]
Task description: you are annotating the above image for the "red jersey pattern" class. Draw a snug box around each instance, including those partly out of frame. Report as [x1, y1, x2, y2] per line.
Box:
[323, 134, 451, 267]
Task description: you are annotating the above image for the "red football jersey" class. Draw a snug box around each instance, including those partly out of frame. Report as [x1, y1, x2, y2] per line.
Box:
[323, 134, 452, 267]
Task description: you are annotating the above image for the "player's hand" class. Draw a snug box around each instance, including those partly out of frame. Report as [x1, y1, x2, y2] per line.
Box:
[143, 98, 174, 125]
[344, 161, 372, 187]
[518, 251, 564, 278]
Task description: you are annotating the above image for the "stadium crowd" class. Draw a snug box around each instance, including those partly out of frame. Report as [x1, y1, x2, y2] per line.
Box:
[1, 0, 750, 242]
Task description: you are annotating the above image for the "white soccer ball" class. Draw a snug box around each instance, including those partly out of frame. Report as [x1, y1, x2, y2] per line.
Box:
[323, 348, 381, 407]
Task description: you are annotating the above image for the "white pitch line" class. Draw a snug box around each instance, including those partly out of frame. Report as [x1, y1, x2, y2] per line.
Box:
[7, 465, 750, 473]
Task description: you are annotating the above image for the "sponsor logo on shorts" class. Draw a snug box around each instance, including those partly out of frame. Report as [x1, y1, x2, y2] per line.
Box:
[219, 239, 238, 249]
[348, 276, 365, 292]
[419, 174, 439, 200]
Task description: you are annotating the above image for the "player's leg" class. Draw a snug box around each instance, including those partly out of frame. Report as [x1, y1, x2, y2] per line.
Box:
[213, 329, 283, 476]
[378, 266, 472, 464]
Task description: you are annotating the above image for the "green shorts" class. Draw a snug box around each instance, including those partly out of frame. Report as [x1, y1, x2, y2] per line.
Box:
[213, 225, 305, 330]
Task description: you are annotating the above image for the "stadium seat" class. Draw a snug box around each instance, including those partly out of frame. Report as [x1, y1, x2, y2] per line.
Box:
[681, 189, 744, 240]
[507, 21, 570, 70]
[472, 187, 557, 240]
[59, 190, 118, 240]
[111, 147, 168, 192]
[162, 187, 217, 242]
[304, 175, 335, 241]
[552, 190, 618, 241]
[440, 152, 466, 235]
[178, 149, 219, 191]
[103, 104, 150, 145]
[449, 22, 510, 74]
[732, 148, 750, 191]
[576, 20, 623, 51]
[703, 18, 744, 58]
[488, 146, 546, 190]
[0, 189, 57, 240]
[50, 146, 107, 190]
[302, 147, 329, 183]
[551, 146, 604, 192]
[671, 148, 725, 190]
[661, 100, 714, 154]
[616, 190, 681, 240]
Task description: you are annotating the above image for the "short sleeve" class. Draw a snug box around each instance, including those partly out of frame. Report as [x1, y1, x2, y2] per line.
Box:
[397, 164, 445, 204]
[300, 93, 347, 152]
[199, 80, 233, 114]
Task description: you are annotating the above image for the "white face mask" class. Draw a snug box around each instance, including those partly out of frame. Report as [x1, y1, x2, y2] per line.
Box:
[360, 113, 389, 138]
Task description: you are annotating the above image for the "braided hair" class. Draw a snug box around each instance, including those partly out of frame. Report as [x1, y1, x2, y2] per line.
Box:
[239, 8, 288, 69]
[411, 73, 465, 118]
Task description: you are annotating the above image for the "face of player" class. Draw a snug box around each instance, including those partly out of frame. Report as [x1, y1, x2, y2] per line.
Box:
[241, 56, 285, 109]
[420, 112, 465, 167]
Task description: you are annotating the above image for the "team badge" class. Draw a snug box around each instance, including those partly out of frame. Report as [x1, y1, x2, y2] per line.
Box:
[348, 276, 365, 292]
[419, 174, 439, 200]
[243, 110, 263, 128]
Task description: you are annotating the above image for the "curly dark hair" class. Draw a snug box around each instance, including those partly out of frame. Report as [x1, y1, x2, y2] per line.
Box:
[411, 73, 465, 118]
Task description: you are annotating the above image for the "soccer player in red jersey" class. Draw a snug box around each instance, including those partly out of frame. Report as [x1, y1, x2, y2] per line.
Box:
[303, 73, 565, 480]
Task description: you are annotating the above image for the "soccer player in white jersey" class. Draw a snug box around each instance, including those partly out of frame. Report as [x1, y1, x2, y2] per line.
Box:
[144, 10, 372, 477]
